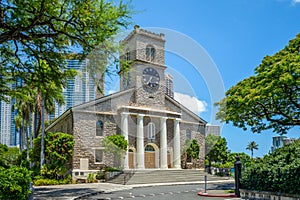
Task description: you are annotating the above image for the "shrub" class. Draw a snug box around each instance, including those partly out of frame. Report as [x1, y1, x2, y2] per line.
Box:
[34, 179, 59, 186]
[33, 175, 72, 186]
[0, 144, 22, 167]
[0, 166, 32, 200]
[104, 166, 121, 172]
[241, 139, 300, 194]
[86, 173, 96, 183]
[30, 132, 74, 179]
[96, 171, 104, 180]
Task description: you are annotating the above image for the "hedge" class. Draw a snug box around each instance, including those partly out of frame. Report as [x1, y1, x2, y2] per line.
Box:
[0, 166, 32, 200]
[241, 139, 300, 194]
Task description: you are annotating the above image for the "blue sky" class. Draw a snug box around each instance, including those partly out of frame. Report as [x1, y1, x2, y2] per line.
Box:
[106, 0, 300, 157]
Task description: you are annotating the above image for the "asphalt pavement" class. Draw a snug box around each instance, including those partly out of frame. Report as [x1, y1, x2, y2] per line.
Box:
[78, 183, 238, 200]
[33, 179, 236, 200]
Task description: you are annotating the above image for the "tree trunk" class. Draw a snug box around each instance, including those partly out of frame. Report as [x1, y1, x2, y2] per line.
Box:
[208, 160, 212, 174]
[40, 97, 45, 170]
[19, 127, 22, 152]
[34, 106, 38, 138]
[36, 110, 41, 138]
[26, 125, 29, 161]
[20, 117, 25, 151]
[30, 111, 34, 168]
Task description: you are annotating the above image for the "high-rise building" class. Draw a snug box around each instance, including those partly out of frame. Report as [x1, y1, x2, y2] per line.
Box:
[0, 97, 19, 147]
[165, 74, 174, 98]
[0, 97, 12, 146]
[1, 59, 101, 146]
[49, 59, 100, 119]
[271, 136, 297, 152]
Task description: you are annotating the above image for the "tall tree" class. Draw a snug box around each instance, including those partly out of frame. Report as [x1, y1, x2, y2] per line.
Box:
[205, 135, 229, 174]
[216, 33, 300, 134]
[246, 141, 258, 158]
[0, 0, 132, 100]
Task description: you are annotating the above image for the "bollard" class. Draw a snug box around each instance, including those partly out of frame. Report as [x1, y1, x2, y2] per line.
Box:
[204, 175, 207, 194]
[234, 155, 242, 197]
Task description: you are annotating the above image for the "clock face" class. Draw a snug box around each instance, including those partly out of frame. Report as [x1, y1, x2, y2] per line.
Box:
[142, 67, 160, 88]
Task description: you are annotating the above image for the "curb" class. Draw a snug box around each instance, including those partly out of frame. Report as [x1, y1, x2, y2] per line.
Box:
[129, 179, 234, 188]
[198, 191, 238, 198]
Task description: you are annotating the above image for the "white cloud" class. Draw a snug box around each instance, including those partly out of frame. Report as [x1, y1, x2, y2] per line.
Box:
[174, 92, 207, 114]
[107, 90, 117, 95]
[292, 0, 300, 3]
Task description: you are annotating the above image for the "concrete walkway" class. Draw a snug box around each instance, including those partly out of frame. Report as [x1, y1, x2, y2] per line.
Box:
[33, 179, 234, 200]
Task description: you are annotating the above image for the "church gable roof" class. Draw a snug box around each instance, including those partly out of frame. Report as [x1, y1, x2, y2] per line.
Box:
[72, 88, 135, 112]
[165, 95, 207, 124]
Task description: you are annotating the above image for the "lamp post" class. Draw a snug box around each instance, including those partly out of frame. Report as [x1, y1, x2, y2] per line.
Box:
[234, 155, 242, 197]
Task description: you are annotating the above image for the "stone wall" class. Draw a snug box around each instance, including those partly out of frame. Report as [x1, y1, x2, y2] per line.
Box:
[47, 111, 73, 134]
[180, 122, 205, 169]
[121, 28, 165, 65]
[72, 112, 118, 170]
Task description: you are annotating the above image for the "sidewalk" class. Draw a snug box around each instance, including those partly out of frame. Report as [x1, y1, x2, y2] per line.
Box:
[33, 183, 133, 200]
[33, 179, 234, 200]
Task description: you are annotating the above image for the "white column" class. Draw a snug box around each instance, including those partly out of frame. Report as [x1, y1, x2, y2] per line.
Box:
[160, 117, 168, 169]
[121, 112, 129, 170]
[136, 114, 145, 170]
[173, 118, 181, 169]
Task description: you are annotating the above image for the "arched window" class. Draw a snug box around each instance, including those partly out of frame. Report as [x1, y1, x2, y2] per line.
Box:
[96, 120, 104, 136]
[125, 51, 131, 61]
[186, 129, 191, 141]
[148, 122, 155, 139]
[128, 149, 134, 153]
[146, 45, 155, 62]
[145, 145, 155, 152]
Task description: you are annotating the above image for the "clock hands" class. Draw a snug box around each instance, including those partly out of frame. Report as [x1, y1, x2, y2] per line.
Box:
[147, 76, 153, 85]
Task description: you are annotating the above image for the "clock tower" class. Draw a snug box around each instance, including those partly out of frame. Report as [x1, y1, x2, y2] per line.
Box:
[120, 26, 166, 108]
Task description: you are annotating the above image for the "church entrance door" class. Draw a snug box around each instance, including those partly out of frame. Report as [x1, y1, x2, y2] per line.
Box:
[144, 145, 156, 168]
[167, 152, 171, 168]
[128, 149, 134, 169]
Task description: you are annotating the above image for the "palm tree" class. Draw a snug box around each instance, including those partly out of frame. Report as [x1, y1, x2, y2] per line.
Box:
[246, 141, 259, 158]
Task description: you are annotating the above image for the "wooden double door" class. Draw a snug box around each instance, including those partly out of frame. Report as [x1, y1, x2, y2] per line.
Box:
[128, 148, 171, 169]
[145, 152, 156, 168]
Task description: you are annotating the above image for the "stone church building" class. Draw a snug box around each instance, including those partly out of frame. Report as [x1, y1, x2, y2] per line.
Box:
[47, 27, 207, 178]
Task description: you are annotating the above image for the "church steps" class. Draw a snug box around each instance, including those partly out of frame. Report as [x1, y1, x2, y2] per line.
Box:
[107, 169, 231, 185]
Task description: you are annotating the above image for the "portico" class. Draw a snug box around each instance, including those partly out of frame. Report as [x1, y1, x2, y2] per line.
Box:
[120, 106, 182, 170]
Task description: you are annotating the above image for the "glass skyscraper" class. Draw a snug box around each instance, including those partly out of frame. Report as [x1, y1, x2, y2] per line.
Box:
[49, 59, 98, 119]
[0, 98, 12, 146]
[0, 59, 98, 146]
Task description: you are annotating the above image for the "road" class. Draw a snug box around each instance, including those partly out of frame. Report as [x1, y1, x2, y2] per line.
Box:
[81, 183, 236, 200]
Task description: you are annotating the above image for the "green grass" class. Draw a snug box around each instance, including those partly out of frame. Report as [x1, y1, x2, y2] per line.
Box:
[225, 189, 235, 194]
